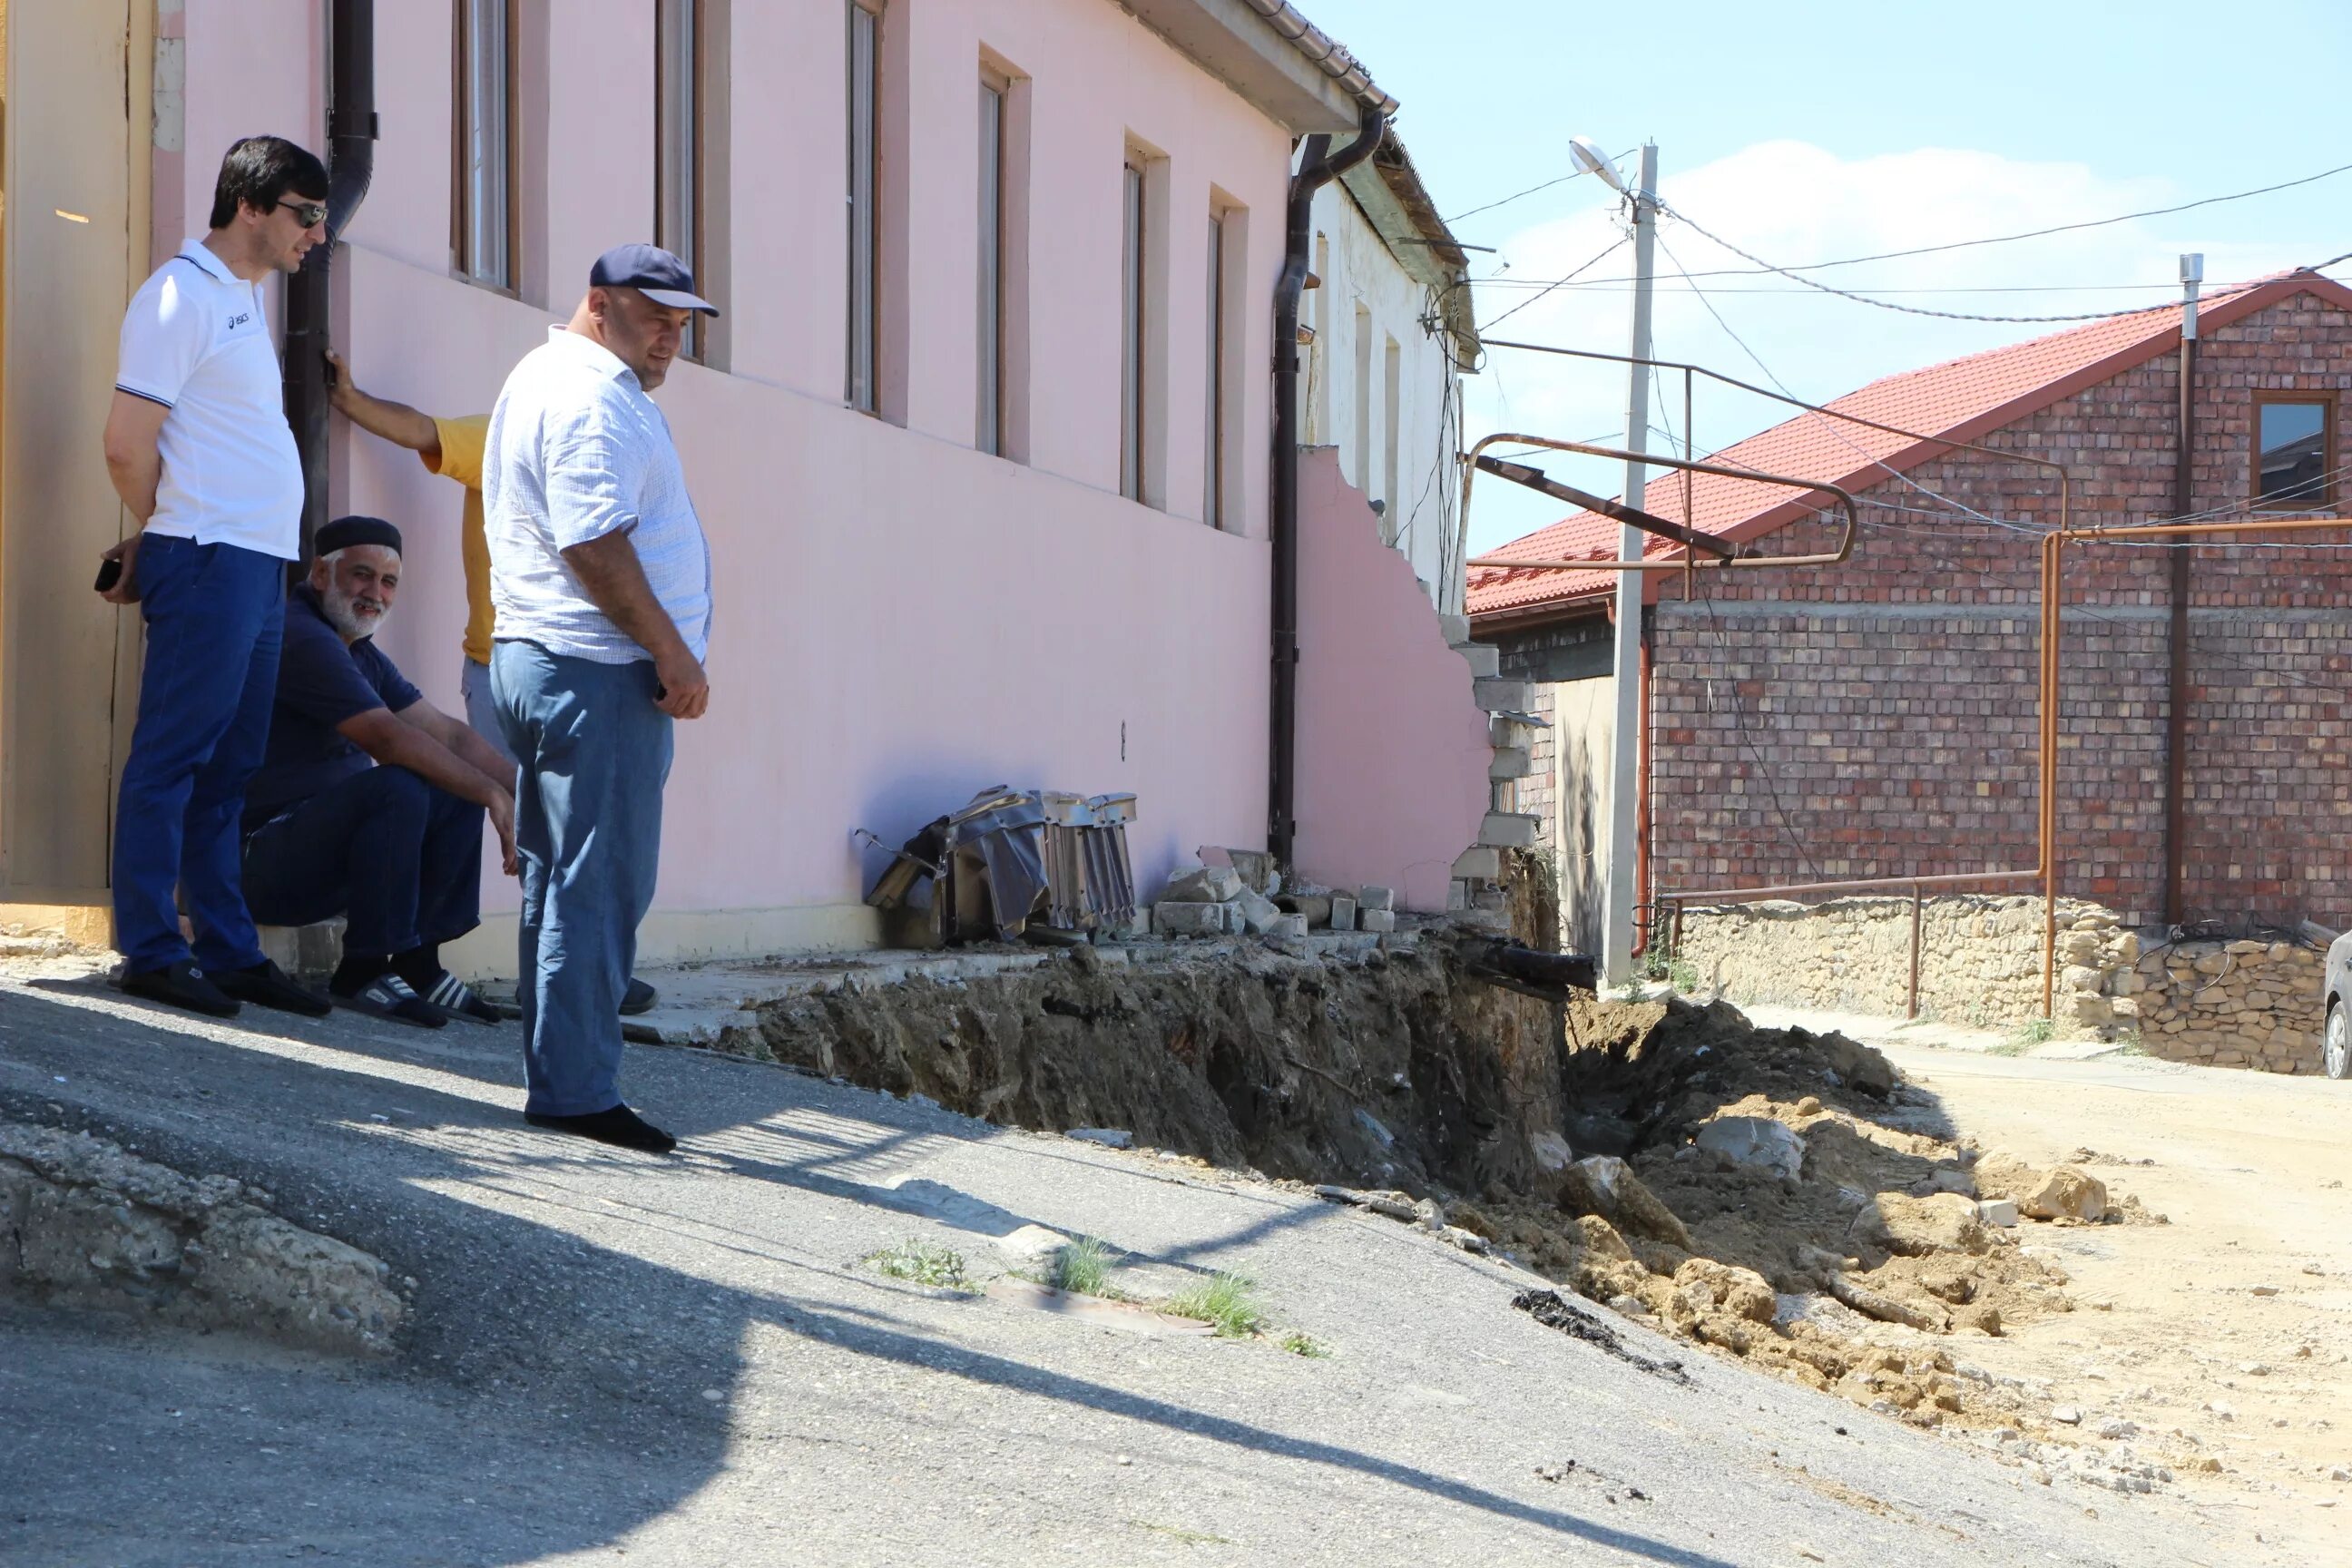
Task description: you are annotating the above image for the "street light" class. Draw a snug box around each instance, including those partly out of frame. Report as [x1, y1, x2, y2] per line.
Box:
[1569, 137, 1624, 193]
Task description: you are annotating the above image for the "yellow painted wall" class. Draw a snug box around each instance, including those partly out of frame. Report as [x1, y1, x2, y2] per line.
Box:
[0, 0, 146, 916]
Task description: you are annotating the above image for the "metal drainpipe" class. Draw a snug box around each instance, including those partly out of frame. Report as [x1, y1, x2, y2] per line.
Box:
[1269, 101, 1386, 867]
[2162, 254, 2201, 925]
[282, 0, 378, 564]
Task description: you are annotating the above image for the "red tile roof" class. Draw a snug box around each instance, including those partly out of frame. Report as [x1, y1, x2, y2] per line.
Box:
[1465, 271, 2352, 624]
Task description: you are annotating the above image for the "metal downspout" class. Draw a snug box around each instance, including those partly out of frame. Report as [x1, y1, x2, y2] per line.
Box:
[1269, 101, 1385, 867]
[283, 0, 378, 564]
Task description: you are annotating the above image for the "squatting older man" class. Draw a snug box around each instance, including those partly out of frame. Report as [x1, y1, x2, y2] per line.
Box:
[240, 516, 521, 1029]
[485, 245, 715, 1153]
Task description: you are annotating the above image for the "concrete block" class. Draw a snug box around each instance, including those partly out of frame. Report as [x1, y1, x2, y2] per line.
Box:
[1478, 811, 1541, 849]
[1452, 846, 1502, 880]
[1330, 897, 1358, 932]
[259, 919, 345, 981]
[1357, 886, 1396, 913]
[1473, 677, 1533, 712]
[1488, 746, 1533, 780]
[1163, 865, 1244, 904]
[1236, 887, 1283, 935]
[1447, 878, 1469, 913]
[1490, 714, 1545, 749]
[1154, 901, 1231, 937]
[1455, 642, 1499, 679]
[1264, 914, 1309, 940]
[1360, 908, 1398, 934]
[1437, 612, 1471, 645]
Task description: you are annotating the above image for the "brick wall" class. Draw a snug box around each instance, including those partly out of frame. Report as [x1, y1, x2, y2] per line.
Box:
[1541, 293, 2352, 928]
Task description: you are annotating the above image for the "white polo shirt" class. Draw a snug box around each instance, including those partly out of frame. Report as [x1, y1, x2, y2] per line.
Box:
[484, 328, 712, 665]
[114, 240, 304, 560]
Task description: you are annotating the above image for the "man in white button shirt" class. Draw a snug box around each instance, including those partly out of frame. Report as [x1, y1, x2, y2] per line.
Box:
[485, 245, 715, 1154]
[98, 136, 338, 1023]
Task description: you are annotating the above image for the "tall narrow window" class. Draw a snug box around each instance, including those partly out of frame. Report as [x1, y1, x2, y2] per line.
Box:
[453, 0, 516, 290]
[1351, 303, 1373, 495]
[656, 0, 706, 358]
[1203, 211, 1227, 530]
[976, 73, 1006, 455]
[846, 0, 882, 412]
[1381, 336, 1401, 541]
[2253, 393, 2336, 508]
[1120, 159, 1146, 501]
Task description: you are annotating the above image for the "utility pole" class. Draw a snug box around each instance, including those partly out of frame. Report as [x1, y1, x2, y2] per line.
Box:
[1602, 142, 1659, 986]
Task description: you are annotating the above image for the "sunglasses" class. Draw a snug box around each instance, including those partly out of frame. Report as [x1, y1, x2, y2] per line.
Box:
[276, 198, 329, 229]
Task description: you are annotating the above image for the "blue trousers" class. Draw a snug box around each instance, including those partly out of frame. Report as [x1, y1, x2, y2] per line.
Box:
[241, 766, 485, 956]
[112, 534, 286, 975]
[491, 642, 671, 1117]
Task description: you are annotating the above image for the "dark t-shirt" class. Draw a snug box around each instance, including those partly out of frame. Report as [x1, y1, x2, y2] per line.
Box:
[243, 583, 422, 828]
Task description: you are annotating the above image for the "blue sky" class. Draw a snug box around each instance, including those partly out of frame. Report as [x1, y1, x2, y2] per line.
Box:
[1307, 0, 2352, 550]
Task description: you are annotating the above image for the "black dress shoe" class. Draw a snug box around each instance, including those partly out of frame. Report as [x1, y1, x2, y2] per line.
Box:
[524, 1104, 677, 1153]
[620, 977, 658, 1016]
[121, 960, 240, 1019]
[215, 959, 332, 1017]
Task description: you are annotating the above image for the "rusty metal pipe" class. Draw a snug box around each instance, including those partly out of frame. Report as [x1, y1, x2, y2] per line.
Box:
[1668, 867, 2039, 904]
[1907, 880, 1923, 1021]
[1463, 431, 1858, 573]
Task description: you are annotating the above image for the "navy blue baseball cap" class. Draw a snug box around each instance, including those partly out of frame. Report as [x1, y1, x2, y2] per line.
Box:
[589, 243, 720, 316]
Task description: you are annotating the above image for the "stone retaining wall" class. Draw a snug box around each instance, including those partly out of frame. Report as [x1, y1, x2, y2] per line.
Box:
[2130, 938, 2326, 1073]
[1674, 894, 2332, 1072]
[1674, 896, 2131, 1032]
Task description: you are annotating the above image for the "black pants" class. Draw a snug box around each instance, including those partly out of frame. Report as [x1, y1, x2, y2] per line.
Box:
[242, 767, 484, 957]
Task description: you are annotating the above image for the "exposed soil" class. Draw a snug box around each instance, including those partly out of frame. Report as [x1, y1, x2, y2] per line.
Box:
[723, 921, 2272, 1516]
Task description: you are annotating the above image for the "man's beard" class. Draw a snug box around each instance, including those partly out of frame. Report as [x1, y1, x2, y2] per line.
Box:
[322, 587, 388, 641]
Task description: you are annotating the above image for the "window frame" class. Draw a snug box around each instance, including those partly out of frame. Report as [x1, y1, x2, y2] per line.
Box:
[976, 70, 1007, 456]
[1120, 158, 1147, 502]
[846, 0, 883, 414]
[1203, 209, 1226, 530]
[451, 0, 522, 295]
[2250, 390, 2337, 512]
[655, 0, 710, 361]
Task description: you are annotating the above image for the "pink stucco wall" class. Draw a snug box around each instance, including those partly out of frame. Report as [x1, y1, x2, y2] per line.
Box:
[173, 0, 1298, 927]
[1293, 448, 1491, 912]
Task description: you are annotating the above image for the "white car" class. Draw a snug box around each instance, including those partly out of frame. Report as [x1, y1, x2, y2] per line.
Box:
[2326, 932, 2352, 1079]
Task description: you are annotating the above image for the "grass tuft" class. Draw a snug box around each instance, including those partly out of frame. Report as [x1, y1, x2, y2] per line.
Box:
[1165, 1270, 1269, 1338]
[1279, 1330, 1329, 1358]
[867, 1237, 972, 1290]
[1049, 1236, 1118, 1298]
[1992, 1017, 2056, 1056]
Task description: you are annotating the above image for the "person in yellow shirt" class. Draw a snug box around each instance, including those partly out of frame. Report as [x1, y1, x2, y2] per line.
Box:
[326, 349, 655, 1015]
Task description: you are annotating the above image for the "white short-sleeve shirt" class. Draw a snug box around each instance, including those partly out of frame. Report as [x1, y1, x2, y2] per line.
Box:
[114, 240, 304, 560]
[484, 328, 713, 665]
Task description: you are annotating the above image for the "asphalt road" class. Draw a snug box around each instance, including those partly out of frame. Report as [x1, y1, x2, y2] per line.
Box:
[0, 957, 2230, 1567]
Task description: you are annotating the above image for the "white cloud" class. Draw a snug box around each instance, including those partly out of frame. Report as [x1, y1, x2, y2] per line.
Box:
[1463, 141, 2318, 554]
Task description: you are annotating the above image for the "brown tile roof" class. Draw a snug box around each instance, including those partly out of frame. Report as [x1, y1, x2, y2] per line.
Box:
[1465, 271, 2352, 624]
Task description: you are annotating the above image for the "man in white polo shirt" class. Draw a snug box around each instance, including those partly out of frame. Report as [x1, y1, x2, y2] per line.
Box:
[98, 136, 337, 1021]
[485, 245, 714, 1153]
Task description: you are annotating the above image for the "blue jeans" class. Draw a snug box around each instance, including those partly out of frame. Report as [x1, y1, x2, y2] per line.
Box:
[112, 534, 286, 974]
[241, 766, 485, 956]
[491, 642, 671, 1117]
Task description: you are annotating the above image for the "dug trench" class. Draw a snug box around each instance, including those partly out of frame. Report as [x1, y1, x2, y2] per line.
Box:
[724, 931, 2180, 1494]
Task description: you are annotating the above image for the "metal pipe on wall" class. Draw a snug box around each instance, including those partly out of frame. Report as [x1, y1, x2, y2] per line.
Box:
[1269, 102, 1385, 867]
[282, 0, 378, 564]
[2163, 254, 2203, 924]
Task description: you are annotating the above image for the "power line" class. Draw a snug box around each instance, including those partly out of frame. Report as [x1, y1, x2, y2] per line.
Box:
[1710, 159, 2352, 276]
[1476, 233, 1629, 333]
[1660, 202, 2218, 324]
[1442, 147, 1632, 227]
